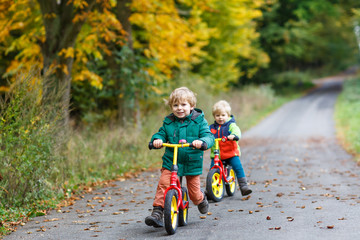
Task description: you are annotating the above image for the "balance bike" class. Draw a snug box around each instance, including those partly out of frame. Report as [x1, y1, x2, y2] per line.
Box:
[206, 137, 237, 202]
[149, 140, 199, 235]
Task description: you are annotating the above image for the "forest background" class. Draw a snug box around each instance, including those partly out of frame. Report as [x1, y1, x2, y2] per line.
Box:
[1, 0, 360, 235]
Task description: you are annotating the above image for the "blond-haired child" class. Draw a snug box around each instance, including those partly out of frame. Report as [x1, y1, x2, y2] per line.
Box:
[209, 100, 252, 196]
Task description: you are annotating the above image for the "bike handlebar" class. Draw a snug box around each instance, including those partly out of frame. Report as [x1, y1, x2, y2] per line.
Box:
[216, 136, 239, 142]
[149, 141, 207, 150]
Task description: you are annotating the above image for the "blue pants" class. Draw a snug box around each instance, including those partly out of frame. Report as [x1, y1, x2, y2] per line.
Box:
[210, 156, 246, 178]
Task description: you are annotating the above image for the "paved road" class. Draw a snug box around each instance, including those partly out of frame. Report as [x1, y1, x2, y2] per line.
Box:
[5, 76, 360, 240]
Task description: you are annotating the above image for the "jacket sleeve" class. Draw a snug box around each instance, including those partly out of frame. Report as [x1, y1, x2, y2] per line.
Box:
[229, 122, 241, 140]
[199, 118, 215, 149]
[150, 123, 167, 143]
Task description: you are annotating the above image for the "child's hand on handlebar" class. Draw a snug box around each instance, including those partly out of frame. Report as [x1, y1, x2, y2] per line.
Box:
[191, 140, 203, 149]
[227, 135, 235, 141]
[153, 139, 163, 148]
[227, 135, 239, 141]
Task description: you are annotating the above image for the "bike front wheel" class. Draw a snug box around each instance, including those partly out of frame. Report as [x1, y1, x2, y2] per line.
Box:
[164, 189, 179, 235]
[225, 166, 237, 196]
[206, 168, 224, 202]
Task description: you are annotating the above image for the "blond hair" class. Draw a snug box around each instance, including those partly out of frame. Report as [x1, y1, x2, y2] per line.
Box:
[212, 100, 231, 116]
[167, 87, 197, 107]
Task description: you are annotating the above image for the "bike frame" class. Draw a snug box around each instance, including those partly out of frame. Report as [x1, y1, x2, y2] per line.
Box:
[162, 142, 190, 212]
[211, 137, 235, 185]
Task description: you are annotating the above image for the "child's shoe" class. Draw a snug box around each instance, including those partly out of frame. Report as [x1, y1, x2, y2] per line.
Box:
[238, 177, 252, 196]
[197, 193, 209, 214]
[145, 206, 164, 228]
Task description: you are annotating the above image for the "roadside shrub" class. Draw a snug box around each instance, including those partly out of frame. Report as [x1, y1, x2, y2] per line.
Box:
[0, 72, 66, 208]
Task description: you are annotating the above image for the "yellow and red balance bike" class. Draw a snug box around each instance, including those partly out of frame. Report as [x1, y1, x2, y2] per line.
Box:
[206, 136, 238, 202]
[149, 140, 205, 235]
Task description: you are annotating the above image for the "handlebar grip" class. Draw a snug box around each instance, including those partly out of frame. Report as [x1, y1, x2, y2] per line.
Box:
[200, 142, 207, 150]
[149, 142, 161, 150]
[189, 143, 207, 150]
[233, 135, 239, 141]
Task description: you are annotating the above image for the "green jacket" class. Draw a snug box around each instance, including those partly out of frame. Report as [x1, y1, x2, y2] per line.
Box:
[151, 108, 214, 176]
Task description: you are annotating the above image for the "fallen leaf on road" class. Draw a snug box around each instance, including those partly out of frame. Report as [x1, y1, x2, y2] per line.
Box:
[200, 216, 206, 219]
[228, 209, 234, 212]
[43, 218, 59, 222]
[276, 193, 284, 197]
[327, 225, 334, 229]
[119, 208, 130, 212]
[316, 207, 322, 210]
[266, 216, 271, 220]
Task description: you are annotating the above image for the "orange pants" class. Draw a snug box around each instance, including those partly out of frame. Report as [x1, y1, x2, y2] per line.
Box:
[153, 168, 204, 208]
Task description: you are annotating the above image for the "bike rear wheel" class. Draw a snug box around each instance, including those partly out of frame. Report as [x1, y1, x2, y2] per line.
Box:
[225, 166, 237, 196]
[178, 187, 189, 226]
[206, 168, 224, 202]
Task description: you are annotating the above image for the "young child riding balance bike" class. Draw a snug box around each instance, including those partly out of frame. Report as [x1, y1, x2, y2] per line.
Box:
[145, 87, 214, 228]
[209, 100, 252, 196]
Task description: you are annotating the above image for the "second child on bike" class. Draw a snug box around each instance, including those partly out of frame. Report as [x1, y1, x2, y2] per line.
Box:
[209, 100, 252, 196]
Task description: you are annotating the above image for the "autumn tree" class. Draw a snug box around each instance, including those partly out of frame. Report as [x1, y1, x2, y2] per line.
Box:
[0, 0, 124, 125]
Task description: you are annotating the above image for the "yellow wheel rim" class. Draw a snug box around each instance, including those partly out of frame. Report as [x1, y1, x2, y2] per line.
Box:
[229, 169, 236, 192]
[171, 195, 178, 229]
[183, 192, 188, 220]
[211, 172, 223, 198]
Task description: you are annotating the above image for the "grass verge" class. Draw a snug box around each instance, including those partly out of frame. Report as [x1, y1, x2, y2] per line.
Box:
[335, 76, 360, 161]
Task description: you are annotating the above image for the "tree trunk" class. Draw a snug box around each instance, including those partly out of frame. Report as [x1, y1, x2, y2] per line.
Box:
[37, 0, 96, 126]
[116, 0, 141, 129]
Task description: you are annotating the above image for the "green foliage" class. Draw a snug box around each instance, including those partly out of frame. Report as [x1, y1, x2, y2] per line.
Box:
[71, 46, 155, 126]
[0, 71, 66, 208]
[271, 71, 315, 94]
[248, 0, 359, 86]
[335, 76, 360, 155]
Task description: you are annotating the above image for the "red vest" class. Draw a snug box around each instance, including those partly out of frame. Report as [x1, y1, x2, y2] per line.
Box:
[209, 116, 240, 160]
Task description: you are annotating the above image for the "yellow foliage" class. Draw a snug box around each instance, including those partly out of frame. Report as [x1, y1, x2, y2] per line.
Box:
[74, 70, 103, 89]
[69, 0, 89, 9]
[59, 47, 75, 59]
[130, 0, 211, 77]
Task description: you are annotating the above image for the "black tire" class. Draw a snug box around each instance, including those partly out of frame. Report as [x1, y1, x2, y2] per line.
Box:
[178, 187, 189, 226]
[206, 168, 224, 202]
[225, 166, 237, 196]
[164, 189, 179, 235]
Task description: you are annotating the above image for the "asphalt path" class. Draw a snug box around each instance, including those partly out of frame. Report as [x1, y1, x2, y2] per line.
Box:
[5, 76, 360, 240]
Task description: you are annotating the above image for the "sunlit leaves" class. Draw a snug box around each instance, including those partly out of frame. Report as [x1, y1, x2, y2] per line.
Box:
[198, 0, 268, 89]
[130, 0, 212, 78]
